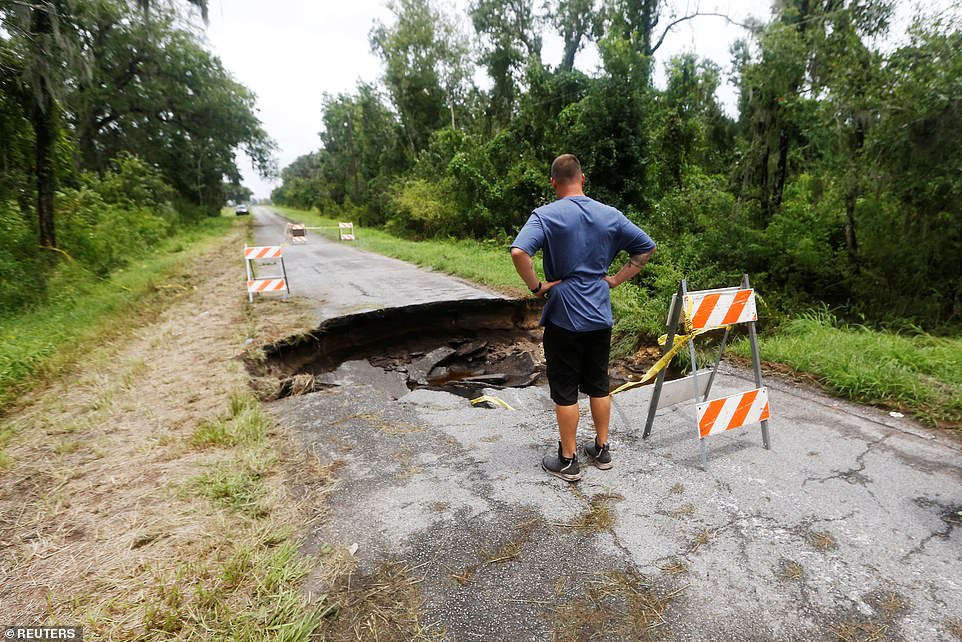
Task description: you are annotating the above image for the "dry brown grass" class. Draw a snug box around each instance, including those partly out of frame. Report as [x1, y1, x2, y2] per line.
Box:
[833, 591, 909, 642]
[552, 570, 685, 641]
[867, 591, 909, 619]
[452, 518, 541, 585]
[559, 492, 623, 533]
[835, 621, 889, 642]
[660, 559, 689, 576]
[777, 559, 804, 581]
[809, 530, 838, 551]
[0, 225, 329, 637]
[333, 412, 425, 436]
[946, 618, 962, 639]
[685, 528, 712, 555]
[668, 503, 696, 518]
[451, 564, 478, 585]
[318, 561, 445, 641]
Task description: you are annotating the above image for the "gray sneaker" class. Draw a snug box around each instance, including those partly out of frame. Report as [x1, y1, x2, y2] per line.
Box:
[583, 438, 612, 470]
[542, 442, 582, 482]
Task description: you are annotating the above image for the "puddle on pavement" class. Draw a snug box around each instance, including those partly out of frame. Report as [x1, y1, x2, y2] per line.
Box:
[247, 298, 674, 400]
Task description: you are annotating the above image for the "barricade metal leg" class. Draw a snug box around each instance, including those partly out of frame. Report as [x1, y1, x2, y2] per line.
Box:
[280, 256, 290, 296]
[679, 280, 709, 469]
[245, 247, 254, 303]
[743, 274, 771, 450]
[643, 283, 685, 439]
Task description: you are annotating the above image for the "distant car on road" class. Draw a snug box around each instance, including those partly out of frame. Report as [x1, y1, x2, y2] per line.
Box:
[235, 203, 250, 215]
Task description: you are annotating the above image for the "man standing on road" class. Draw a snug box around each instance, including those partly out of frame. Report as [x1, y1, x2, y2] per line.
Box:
[511, 154, 656, 482]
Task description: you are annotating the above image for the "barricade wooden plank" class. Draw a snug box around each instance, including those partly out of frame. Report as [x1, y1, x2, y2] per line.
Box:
[244, 246, 283, 260]
[247, 278, 287, 294]
[696, 387, 770, 438]
[289, 224, 307, 244]
[683, 288, 757, 329]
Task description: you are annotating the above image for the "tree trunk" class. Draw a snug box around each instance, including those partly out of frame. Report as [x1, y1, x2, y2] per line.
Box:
[561, 35, 579, 72]
[33, 100, 57, 248]
[759, 143, 771, 220]
[844, 189, 859, 275]
[31, 6, 57, 248]
[771, 127, 790, 213]
[844, 119, 866, 275]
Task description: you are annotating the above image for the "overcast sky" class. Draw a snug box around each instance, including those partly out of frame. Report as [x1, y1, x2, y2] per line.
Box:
[202, 0, 945, 198]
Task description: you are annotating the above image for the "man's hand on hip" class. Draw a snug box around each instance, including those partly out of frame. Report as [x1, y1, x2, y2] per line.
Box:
[536, 280, 562, 299]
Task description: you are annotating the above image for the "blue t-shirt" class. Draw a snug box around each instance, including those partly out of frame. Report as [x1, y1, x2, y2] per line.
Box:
[511, 196, 656, 332]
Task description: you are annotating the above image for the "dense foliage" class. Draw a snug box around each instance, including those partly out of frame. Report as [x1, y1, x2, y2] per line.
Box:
[273, 0, 962, 331]
[0, 0, 274, 314]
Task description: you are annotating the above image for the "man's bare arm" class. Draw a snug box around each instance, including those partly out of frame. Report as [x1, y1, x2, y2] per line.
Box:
[511, 247, 560, 298]
[603, 248, 655, 289]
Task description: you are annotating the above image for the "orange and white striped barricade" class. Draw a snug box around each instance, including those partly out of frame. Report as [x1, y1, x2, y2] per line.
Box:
[244, 245, 290, 302]
[642, 274, 771, 467]
[338, 222, 355, 241]
[287, 223, 307, 244]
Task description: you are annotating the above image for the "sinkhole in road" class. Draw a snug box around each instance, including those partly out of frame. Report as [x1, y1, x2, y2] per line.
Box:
[250, 299, 547, 399]
[248, 298, 674, 401]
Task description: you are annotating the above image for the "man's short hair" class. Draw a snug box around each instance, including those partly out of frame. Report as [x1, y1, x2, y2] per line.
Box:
[551, 154, 582, 185]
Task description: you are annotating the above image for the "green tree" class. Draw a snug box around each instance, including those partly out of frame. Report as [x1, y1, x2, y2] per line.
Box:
[0, 0, 219, 246]
[734, 0, 893, 222]
[68, 4, 275, 213]
[652, 54, 733, 191]
[547, 0, 601, 71]
[371, 0, 470, 154]
[471, 0, 542, 129]
[857, 20, 962, 323]
[318, 83, 406, 222]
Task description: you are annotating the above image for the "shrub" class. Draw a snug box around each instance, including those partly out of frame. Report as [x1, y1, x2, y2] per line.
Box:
[0, 200, 40, 314]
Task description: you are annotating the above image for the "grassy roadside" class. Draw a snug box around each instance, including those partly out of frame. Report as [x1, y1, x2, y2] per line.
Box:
[0, 216, 232, 413]
[0, 216, 334, 637]
[729, 309, 962, 430]
[271, 205, 962, 432]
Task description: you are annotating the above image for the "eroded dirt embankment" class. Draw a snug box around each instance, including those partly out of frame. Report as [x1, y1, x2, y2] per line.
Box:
[247, 297, 674, 401]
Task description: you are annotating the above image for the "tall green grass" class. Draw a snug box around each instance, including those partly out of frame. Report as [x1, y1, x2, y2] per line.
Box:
[730, 307, 962, 429]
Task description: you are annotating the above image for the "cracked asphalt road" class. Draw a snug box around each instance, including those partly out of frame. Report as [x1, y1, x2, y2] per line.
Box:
[255, 207, 962, 641]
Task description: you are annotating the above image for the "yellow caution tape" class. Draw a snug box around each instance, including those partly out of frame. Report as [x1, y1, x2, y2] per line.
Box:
[470, 395, 516, 411]
[609, 325, 728, 396]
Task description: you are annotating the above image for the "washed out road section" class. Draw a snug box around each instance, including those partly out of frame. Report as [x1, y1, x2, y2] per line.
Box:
[252, 206, 962, 640]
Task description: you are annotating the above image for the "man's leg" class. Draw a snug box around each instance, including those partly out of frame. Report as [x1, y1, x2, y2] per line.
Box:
[588, 395, 610, 446]
[542, 323, 583, 481]
[556, 403, 580, 458]
[581, 328, 614, 469]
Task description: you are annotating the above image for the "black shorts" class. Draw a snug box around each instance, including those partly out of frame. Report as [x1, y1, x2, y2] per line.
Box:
[543, 322, 612, 406]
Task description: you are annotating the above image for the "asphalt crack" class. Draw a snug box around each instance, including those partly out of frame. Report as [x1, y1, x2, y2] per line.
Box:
[801, 435, 889, 496]
[901, 498, 962, 560]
